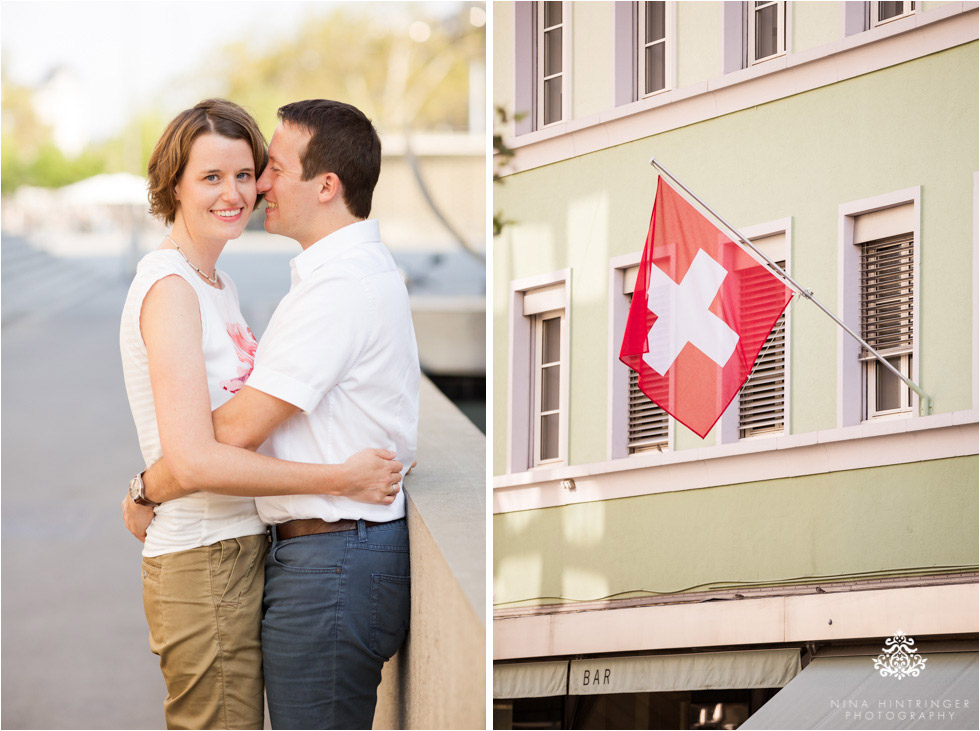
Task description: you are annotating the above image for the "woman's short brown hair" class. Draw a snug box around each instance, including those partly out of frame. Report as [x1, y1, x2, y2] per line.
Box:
[147, 99, 268, 224]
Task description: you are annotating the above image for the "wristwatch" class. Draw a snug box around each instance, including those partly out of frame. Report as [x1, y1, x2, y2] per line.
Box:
[129, 472, 160, 507]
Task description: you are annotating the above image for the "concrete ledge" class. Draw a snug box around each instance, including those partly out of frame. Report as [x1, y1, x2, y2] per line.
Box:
[374, 378, 486, 729]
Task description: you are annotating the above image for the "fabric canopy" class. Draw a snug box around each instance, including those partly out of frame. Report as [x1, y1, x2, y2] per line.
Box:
[741, 653, 978, 730]
[569, 649, 801, 696]
[60, 173, 149, 206]
[494, 661, 569, 699]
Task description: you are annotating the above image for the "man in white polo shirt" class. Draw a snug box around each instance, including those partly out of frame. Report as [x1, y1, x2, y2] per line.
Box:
[126, 100, 419, 729]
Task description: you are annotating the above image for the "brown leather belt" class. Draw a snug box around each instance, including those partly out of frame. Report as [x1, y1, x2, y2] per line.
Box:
[274, 518, 385, 541]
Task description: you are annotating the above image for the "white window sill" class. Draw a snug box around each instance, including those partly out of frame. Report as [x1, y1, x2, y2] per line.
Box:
[873, 10, 917, 28]
[638, 86, 672, 102]
[866, 409, 915, 422]
[532, 459, 565, 470]
[493, 409, 979, 511]
[498, 3, 977, 171]
[749, 50, 787, 67]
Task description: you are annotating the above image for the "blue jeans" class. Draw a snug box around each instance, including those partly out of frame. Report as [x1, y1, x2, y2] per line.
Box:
[262, 519, 410, 730]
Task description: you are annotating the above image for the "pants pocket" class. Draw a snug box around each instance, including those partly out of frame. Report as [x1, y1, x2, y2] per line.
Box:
[141, 557, 166, 659]
[214, 535, 266, 607]
[369, 572, 411, 660]
[269, 534, 344, 574]
[209, 535, 268, 607]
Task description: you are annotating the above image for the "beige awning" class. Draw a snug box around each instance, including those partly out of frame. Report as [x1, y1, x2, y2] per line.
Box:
[569, 649, 801, 695]
[741, 652, 979, 729]
[493, 661, 569, 699]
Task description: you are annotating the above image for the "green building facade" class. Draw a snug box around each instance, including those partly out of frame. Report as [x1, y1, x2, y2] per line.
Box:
[492, 2, 978, 728]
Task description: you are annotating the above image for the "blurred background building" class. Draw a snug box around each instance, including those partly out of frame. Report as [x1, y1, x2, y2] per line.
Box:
[2, 0, 487, 428]
[492, 2, 978, 728]
[1, 2, 486, 728]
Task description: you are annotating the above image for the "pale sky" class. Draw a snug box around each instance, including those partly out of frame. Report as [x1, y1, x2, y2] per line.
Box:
[0, 0, 467, 145]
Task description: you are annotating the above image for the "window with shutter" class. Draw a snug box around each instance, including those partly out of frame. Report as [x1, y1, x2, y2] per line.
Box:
[860, 234, 914, 417]
[628, 367, 670, 452]
[627, 291, 670, 453]
[738, 260, 787, 438]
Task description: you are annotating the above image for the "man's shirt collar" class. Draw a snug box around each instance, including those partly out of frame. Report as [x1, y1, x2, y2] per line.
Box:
[290, 219, 381, 282]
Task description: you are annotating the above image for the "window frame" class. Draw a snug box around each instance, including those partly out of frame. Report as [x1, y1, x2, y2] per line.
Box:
[717, 219, 792, 444]
[636, 1, 672, 100]
[738, 265, 788, 440]
[859, 233, 915, 420]
[865, 353, 914, 419]
[535, 0, 570, 129]
[872, 1, 916, 27]
[747, 0, 787, 65]
[624, 275, 672, 455]
[531, 308, 567, 466]
[626, 358, 671, 454]
[507, 270, 571, 474]
[608, 252, 674, 460]
[837, 188, 921, 428]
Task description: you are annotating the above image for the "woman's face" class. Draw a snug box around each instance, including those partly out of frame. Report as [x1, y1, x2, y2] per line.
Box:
[174, 133, 257, 242]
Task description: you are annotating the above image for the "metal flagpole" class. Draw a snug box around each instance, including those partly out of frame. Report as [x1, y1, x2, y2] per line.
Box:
[649, 156, 933, 415]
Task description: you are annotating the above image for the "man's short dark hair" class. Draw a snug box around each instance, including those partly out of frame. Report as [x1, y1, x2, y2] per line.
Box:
[277, 100, 382, 219]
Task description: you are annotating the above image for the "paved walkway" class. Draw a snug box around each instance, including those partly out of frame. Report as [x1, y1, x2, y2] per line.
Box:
[0, 237, 291, 729]
[2, 242, 167, 729]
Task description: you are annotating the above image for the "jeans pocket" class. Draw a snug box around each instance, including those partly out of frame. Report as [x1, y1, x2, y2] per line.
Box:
[369, 573, 411, 660]
[270, 536, 344, 574]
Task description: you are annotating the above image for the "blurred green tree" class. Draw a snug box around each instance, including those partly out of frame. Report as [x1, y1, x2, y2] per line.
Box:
[205, 3, 484, 137]
[1, 61, 104, 191]
[1, 3, 484, 192]
[493, 105, 520, 236]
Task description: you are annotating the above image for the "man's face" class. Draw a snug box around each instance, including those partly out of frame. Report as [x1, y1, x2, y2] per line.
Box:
[256, 121, 322, 246]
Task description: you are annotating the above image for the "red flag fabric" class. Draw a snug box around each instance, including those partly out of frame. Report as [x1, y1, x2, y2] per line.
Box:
[620, 178, 794, 438]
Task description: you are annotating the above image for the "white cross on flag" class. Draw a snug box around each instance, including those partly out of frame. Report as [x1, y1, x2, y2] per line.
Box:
[620, 178, 793, 438]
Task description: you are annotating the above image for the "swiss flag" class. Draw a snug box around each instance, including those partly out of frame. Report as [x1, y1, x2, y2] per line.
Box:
[620, 178, 793, 438]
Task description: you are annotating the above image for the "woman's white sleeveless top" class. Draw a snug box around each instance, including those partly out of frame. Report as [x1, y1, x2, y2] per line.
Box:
[120, 250, 267, 557]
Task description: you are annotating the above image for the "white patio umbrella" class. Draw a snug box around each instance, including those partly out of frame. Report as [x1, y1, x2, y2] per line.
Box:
[60, 172, 149, 207]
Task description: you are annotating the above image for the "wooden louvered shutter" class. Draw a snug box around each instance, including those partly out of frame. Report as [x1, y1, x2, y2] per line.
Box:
[627, 292, 669, 452]
[738, 260, 787, 438]
[860, 235, 914, 357]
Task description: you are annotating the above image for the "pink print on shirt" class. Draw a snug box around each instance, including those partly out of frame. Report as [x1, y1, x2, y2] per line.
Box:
[220, 322, 258, 393]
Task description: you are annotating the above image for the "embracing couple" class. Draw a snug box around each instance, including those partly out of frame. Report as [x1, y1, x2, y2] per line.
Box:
[120, 98, 419, 730]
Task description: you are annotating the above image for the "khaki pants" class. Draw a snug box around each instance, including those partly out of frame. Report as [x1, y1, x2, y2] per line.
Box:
[142, 534, 268, 730]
